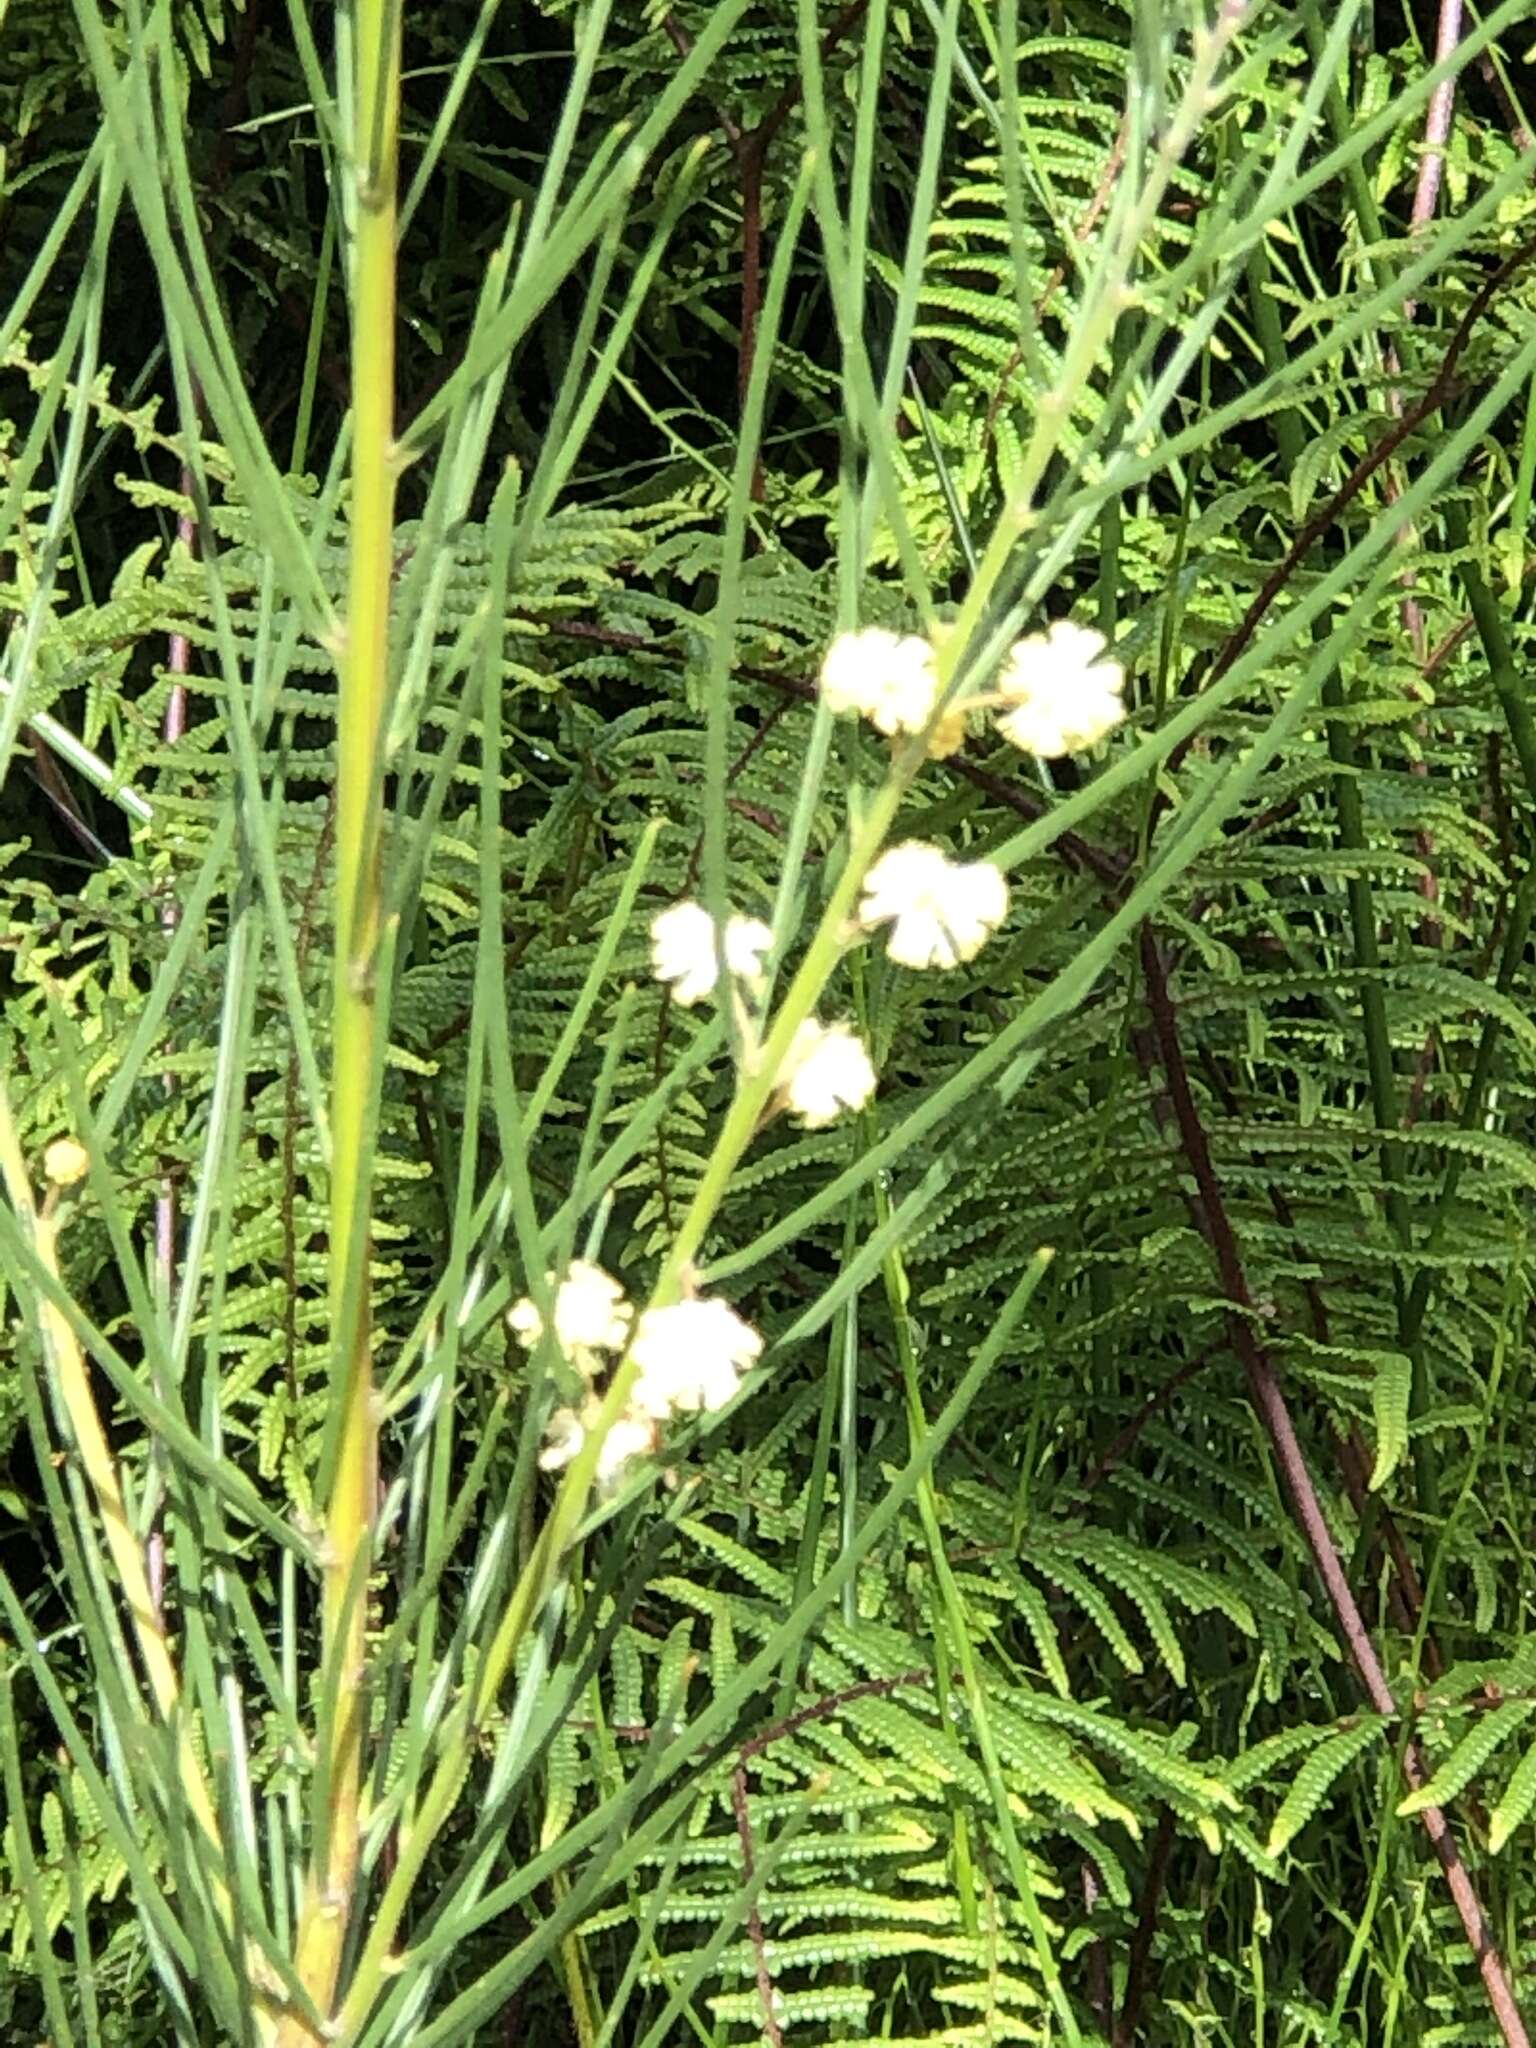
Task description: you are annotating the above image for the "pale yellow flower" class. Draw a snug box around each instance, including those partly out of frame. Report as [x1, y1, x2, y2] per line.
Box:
[43, 1138, 89, 1188]
[776, 1018, 877, 1128]
[650, 900, 772, 1007]
[538, 1406, 586, 1472]
[508, 1260, 632, 1361]
[857, 841, 1009, 969]
[538, 1403, 655, 1495]
[819, 627, 941, 738]
[630, 1298, 764, 1419]
[925, 701, 970, 760]
[995, 619, 1125, 757]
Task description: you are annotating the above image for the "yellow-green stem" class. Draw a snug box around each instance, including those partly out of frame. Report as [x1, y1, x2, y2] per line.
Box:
[654, 766, 911, 1293]
[0, 1095, 281, 2040]
[282, 4, 401, 2038]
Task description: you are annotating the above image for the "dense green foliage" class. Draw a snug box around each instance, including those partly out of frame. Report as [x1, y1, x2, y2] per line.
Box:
[5, 0, 1536, 2043]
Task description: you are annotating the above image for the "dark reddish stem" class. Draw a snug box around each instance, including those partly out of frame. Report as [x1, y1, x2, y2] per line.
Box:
[662, 11, 742, 144]
[1082, 1859, 1113, 2039]
[727, 1669, 926, 2048]
[1081, 1344, 1220, 1492]
[662, 0, 869, 500]
[739, 1669, 929, 1760]
[731, 1765, 785, 2048]
[1193, 1052, 1442, 1669]
[1114, 1807, 1175, 2048]
[983, 112, 1129, 459]
[1410, 0, 1465, 249]
[23, 729, 106, 862]
[755, 0, 870, 159]
[1138, 926, 1530, 2048]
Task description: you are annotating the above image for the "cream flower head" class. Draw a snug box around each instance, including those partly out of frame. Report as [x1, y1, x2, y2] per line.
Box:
[508, 1260, 632, 1362]
[538, 1406, 586, 1472]
[857, 841, 1009, 970]
[650, 900, 773, 1008]
[819, 627, 941, 738]
[538, 1403, 655, 1495]
[995, 618, 1125, 757]
[629, 1297, 764, 1419]
[776, 1018, 877, 1128]
[43, 1138, 90, 1188]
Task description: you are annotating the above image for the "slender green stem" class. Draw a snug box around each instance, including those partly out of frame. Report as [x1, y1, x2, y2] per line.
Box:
[657, 774, 910, 1293]
[1442, 496, 1536, 805]
[282, 0, 401, 2037]
[0, 1088, 283, 2037]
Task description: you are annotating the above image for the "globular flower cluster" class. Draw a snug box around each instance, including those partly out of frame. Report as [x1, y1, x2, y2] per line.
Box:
[43, 1138, 90, 1188]
[510, 1262, 764, 1495]
[819, 615, 1126, 762]
[775, 1018, 878, 1128]
[995, 619, 1126, 758]
[506, 1259, 630, 1367]
[858, 842, 1008, 971]
[819, 628, 945, 745]
[649, 898, 882, 1125]
[650, 899, 772, 1007]
[629, 1298, 763, 1413]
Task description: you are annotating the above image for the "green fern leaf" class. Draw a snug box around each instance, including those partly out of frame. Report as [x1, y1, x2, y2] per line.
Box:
[1267, 1719, 1385, 1855]
[1369, 1351, 1413, 1489]
[1398, 1700, 1536, 1818]
[539, 1722, 581, 1849]
[1489, 1733, 1536, 1853]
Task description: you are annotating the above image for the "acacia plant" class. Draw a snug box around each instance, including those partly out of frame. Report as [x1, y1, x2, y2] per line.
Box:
[3, 0, 1536, 2043]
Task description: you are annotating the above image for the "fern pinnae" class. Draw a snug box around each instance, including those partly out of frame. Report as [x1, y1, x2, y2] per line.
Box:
[1051, 1535, 1186, 1687]
[1488, 1732, 1536, 1856]
[1399, 1699, 1536, 1820]
[1004, 1575, 1074, 1703]
[1265, 1719, 1388, 1858]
